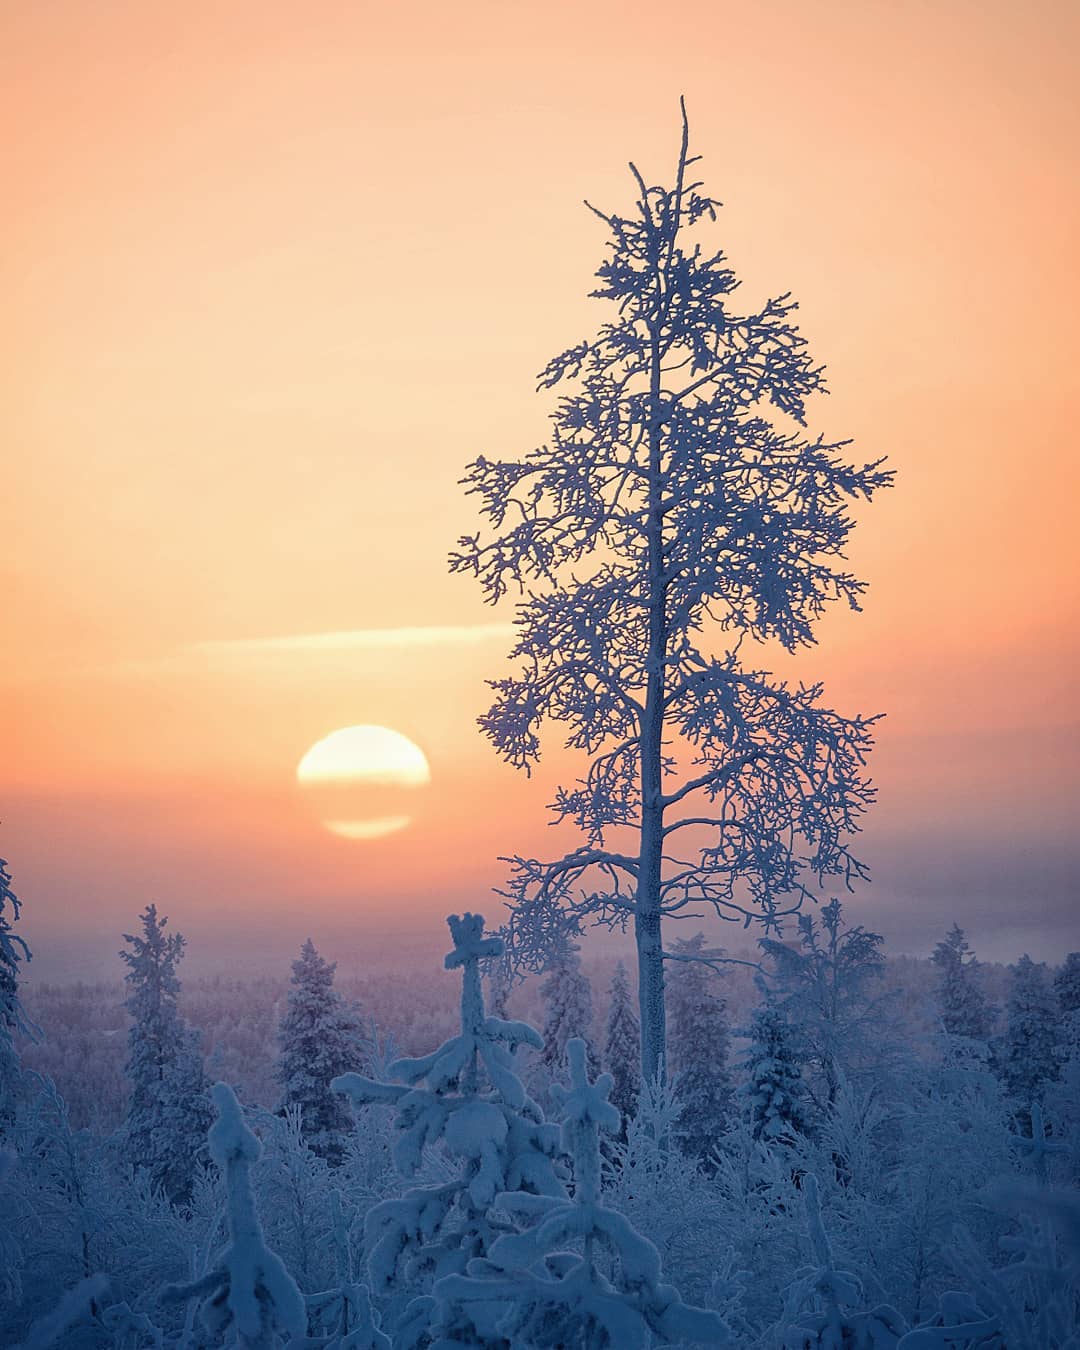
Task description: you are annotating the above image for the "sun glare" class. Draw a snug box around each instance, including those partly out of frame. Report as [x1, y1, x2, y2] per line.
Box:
[296, 725, 431, 839]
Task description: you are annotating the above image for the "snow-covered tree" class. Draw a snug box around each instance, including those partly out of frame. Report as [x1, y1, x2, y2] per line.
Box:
[1055, 952, 1080, 1014]
[451, 103, 892, 1082]
[332, 914, 566, 1342]
[931, 923, 994, 1042]
[119, 903, 212, 1204]
[540, 943, 599, 1086]
[436, 1039, 729, 1348]
[162, 1082, 307, 1348]
[1054, 952, 1080, 1063]
[666, 934, 733, 1161]
[761, 899, 894, 1115]
[276, 938, 365, 1165]
[776, 1172, 907, 1349]
[738, 997, 810, 1144]
[0, 857, 32, 1134]
[603, 961, 640, 1126]
[998, 953, 1060, 1102]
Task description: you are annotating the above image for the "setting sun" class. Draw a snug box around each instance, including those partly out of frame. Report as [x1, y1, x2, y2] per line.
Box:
[296, 725, 431, 841]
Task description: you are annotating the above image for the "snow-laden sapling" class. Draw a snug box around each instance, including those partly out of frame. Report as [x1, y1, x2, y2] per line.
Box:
[332, 914, 565, 1327]
[436, 1039, 729, 1348]
[162, 1082, 306, 1349]
[303, 1190, 390, 1349]
[777, 1172, 907, 1350]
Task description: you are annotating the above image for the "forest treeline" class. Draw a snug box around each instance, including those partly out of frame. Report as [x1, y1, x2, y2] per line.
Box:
[2, 870, 1078, 1346]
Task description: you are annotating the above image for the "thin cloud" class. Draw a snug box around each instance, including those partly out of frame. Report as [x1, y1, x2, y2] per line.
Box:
[189, 623, 515, 656]
[96, 623, 516, 679]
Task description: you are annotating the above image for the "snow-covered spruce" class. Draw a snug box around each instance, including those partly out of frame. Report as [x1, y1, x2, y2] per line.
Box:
[760, 899, 894, 1119]
[931, 924, 994, 1043]
[603, 960, 640, 1126]
[998, 953, 1060, 1103]
[666, 933, 733, 1161]
[539, 942, 599, 1088]
[332, 914, 565, 1332]
[161, 1081, 307, 1349]
[777, 1172, 906, 1349]
[119, 904, 212, 1204]
[738, 995, 811, 1145]
[451, 103, 893, 1085]
[435, 1038, 729, 1348]
[277, 938, 366, 1164]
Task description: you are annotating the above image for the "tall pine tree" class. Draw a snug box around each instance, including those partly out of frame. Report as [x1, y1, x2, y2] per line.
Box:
[452, 106, 892, 1085]
[277, 938, 365, 1165]
[666, 933, 732, 1161]
[931, 924, 993, 1041]
[603, 960, 640, 1126]
[120, 904, 211, 1204]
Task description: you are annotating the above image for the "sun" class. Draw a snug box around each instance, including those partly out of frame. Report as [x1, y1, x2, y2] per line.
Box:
[296, 725, 431, 840]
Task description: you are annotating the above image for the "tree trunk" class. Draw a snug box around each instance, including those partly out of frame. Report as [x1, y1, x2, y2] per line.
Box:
[637, 313, 667, 1085]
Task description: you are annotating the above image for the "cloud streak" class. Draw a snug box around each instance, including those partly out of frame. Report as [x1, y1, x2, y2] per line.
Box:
[189, 623, 515, 656]
[98, 623, 516, 679]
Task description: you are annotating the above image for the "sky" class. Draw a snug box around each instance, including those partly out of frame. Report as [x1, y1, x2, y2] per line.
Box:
[4, 0, 1078, 980]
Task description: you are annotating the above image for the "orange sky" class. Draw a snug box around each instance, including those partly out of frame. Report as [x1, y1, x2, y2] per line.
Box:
[4, 0, 1078, 975]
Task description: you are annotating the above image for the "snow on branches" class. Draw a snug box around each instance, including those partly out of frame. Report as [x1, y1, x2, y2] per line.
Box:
[332, 914, 564, 1324]
[162, 1082, 306, 1349]
[436, 1038, 730, 1348]
[451, 102, 892, 1082]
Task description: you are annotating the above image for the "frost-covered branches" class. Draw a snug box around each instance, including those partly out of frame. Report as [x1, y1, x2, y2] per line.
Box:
[0, 857, 34, 1128]
[931, 925, 994, 1043]
[436, 1039, 729, 1348]
[161, 1082, 306, 1349]
[453, 103, 891, 1081]
[332, 914, 564, 1323]
[120, 905, 212, 1205]
[276, 939, 365, 1164]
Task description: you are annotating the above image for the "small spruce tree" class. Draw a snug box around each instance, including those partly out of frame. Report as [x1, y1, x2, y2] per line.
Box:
[999, 953, 1060, 1102]
[738, 997, 810, 1145]
[120, 904, 212, 1204]
[1054, 952, 1080, 1014]
[540, 944, 599, 1085]
[666, 934, 733, 1161]
[931, 924, 993, 1042]
[332, 913, 566, 1344]
[436, 1039, 729, 1348]
[604, 961, 640, 1126]
[162, 1082, 308, 1347]
[276, 938, 365, 1164]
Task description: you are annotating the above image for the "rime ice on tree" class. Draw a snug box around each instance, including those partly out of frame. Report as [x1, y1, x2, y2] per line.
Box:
[931, 924, 994, 1043]
[452, 103, 893, 1083]
[667, 933, 733, 1161]
[539, 943, 599, 1087]
[332, 914, 565, 1336]
[1000, 954, 1060, 1103]
[0, 857, 32, 1133]
[120, 903, 212, 1204]
[276, 937, 365, 1164]
[163, 1082, 307, 1349]
[738, 996, 809, 1145]
[437, 1038, 729, 1348]
[603, 960, 640, 1125]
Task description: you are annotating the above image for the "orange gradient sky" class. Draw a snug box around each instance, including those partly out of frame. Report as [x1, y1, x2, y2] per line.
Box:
[4, 0, 1078, 976]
